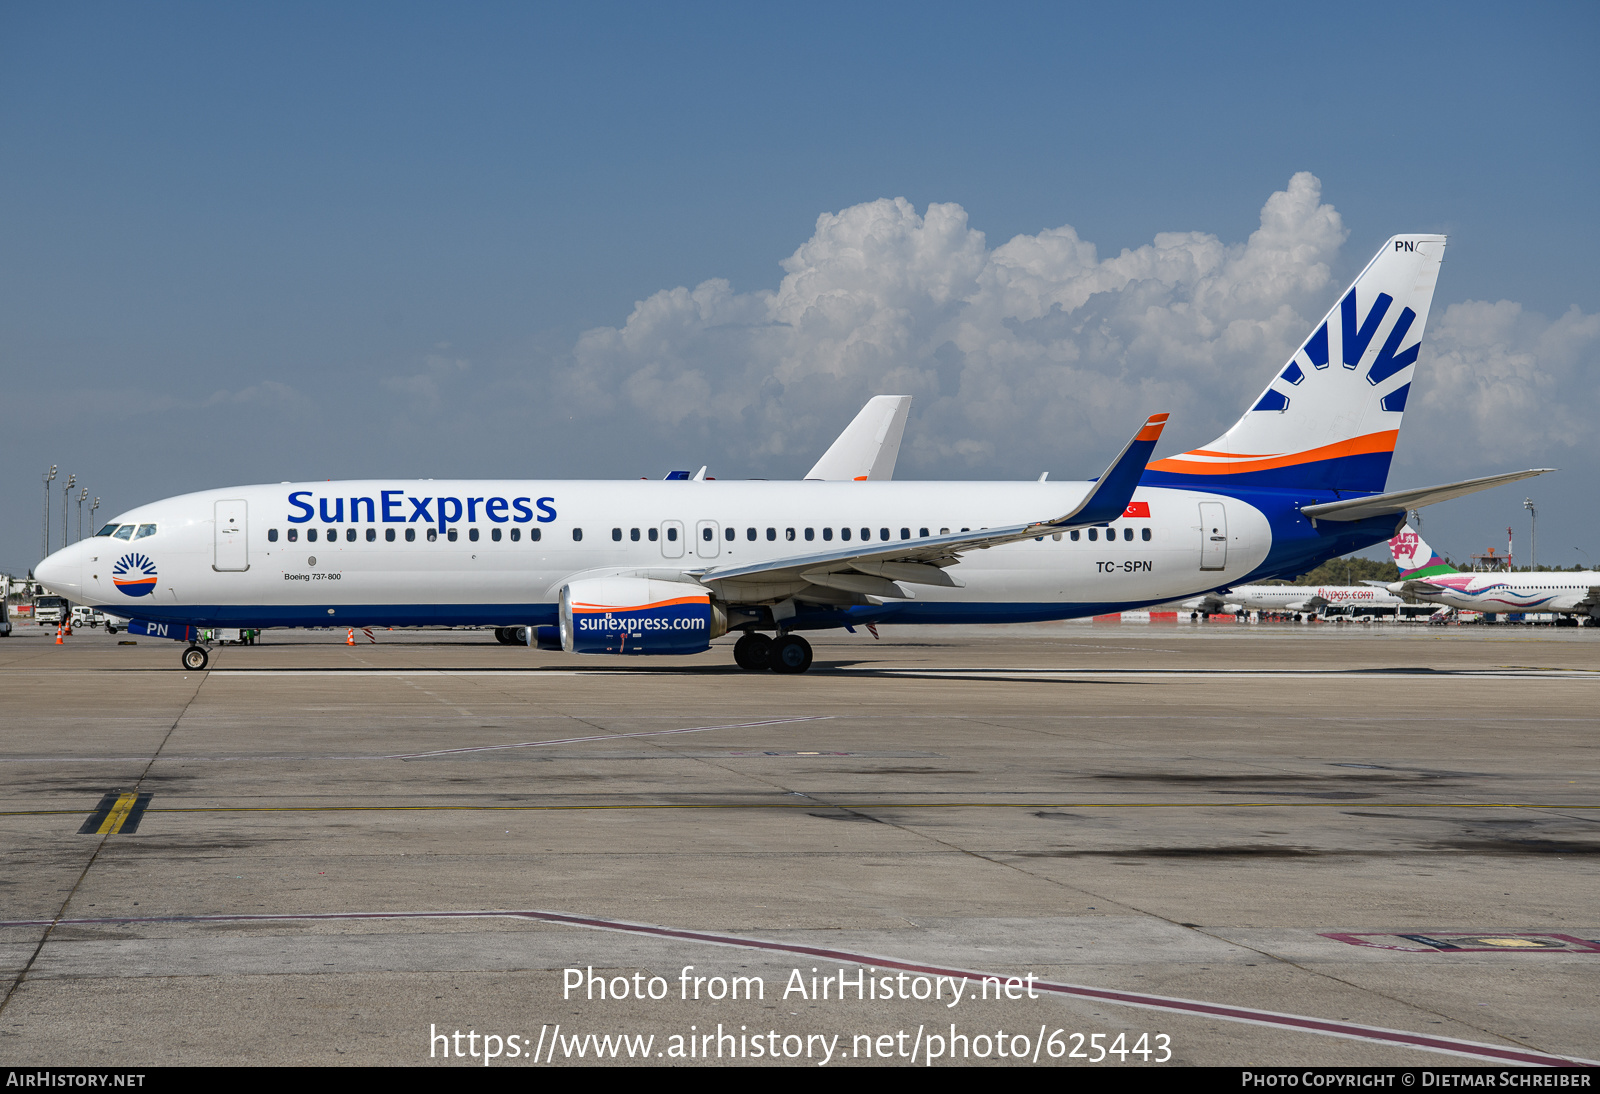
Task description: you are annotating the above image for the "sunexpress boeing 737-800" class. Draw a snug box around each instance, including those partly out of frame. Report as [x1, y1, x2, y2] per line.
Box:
[34, 234, 1553, 672]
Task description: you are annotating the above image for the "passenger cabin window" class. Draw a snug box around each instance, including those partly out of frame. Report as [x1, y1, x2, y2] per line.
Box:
[366, 528, 376, 542]
[1123, 527, 1133, 541]
[666, 527, 677, 542]
[630, 528, 640, 541]
[427, 529, 437, 542]
[1070, 530, 1079, 541]
[386, 528, 396, 542]
[880, 528, 889, 541]
[862, 528, 871, 540]
[746, 527, 756, 541]
[509, 528, 520, 542]
[648, 528, 658, 541]
[1087, 528, 1097, 541]
[1142, 528, 1152, 541]
[612, 527, 622, 542]
[823, 528, 832, 541]
[325, 527, 336, 541]
[308, 529, 318, 543]
[573, 528, 583, 541]
[804, 528, 813, 541]
[900, 528, 910, 539]
[268, 528, 279, 542]
[786, 528, 795, 541]
[447, 529, 458, 542]
[135, 524, 157, 539]
[288, 528, 299, 542]
[347, 528, 357, 542]
[491, 528, 501, 542]
[703, 527, 714, 542]
[841, 528, 851, 541]
[468, 528, 479, 542]
[530, 528, 541, 541]
[405, 528, 416, 542]
[919, 528, 929, 537]
[725, 527, 735, 541]
[940, 528, 950, 535]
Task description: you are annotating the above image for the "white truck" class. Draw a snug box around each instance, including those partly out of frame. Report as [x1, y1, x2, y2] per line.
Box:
[33, 595, 70, 626]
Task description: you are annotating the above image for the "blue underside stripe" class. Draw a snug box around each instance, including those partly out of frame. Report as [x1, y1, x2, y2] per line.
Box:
[119, 601, 1184, 631]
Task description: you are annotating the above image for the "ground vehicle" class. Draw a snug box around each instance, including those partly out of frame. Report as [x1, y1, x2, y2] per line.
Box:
[71, 605, 108, 628]
[34, 595, 70, 626]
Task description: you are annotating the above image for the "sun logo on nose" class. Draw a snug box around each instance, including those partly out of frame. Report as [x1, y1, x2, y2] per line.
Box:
[112, 553, 158, 597]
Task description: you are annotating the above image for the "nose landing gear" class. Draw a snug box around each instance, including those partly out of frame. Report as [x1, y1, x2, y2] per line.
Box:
[181, 645, 209, 671]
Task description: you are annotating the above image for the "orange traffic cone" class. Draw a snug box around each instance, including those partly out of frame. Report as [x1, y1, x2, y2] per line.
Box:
[55, 626, 64, 645]
[346, 628, 355, 646]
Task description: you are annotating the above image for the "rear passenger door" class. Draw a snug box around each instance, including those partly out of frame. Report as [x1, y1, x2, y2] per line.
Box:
[1199, 502, 1227, 571]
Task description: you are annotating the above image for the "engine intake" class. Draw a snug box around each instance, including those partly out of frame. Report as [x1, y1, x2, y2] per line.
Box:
[559, 578, 726, 655]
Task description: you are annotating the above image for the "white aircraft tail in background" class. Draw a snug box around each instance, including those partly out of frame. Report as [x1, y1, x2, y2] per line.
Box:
[806, 395, 911, 481]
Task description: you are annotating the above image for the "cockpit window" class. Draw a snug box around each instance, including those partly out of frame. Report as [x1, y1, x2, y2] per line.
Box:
[112, 525, 135, 540]
[134, 524, 157, 540]
[95, 523, 120, 537]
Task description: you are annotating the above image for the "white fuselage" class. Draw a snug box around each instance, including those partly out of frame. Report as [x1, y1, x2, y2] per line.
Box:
[38, 478, 1273, 629]
[1395, 573, 1600, 616]
[1222, 584, 1414, 614]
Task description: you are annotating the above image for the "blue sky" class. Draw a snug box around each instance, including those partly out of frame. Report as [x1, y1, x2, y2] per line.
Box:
[3, 2, 1597, 574]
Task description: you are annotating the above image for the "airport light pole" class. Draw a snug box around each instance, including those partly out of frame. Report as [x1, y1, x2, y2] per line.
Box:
[1524, 497, 1537, 571]
[90, 497, 100, 539]
[42, 466, 56, 560]
[62, 474, 76, 557]
[76, 487, 88, 543]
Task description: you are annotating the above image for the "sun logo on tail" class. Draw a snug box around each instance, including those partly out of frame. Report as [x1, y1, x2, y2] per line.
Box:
[112, 553, 158, 597]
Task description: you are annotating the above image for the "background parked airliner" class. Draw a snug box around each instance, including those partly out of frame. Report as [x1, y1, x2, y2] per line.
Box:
[1387, 525, 1598, 624]
[35, 234, 1551, 671]
[1184, 582, 1417, 620]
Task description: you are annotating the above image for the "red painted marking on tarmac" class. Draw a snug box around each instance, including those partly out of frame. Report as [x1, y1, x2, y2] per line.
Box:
[1, 907, 1590, 1066]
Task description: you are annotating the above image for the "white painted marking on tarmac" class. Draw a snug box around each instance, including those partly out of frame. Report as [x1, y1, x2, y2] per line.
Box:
[389, 716, 835, 759]
[842, 667, 1600, 681]
[3, 907, 1590, 1067]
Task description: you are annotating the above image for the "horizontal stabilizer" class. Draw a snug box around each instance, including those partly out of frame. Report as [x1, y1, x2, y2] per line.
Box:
[1300, 468, 1554, 522]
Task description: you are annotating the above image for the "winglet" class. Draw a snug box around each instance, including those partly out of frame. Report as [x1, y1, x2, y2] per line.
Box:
[1053, 413, 1169, 527]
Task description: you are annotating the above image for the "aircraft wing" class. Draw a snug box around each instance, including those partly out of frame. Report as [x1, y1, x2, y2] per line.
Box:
[1300, 468, 1554, 522]
[699, 413, 1169, 599]
[805, 396, 913, 481]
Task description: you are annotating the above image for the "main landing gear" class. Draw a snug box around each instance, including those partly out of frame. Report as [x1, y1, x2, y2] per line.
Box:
[181, 645, 209, 671]
[493, 626, 530, 645]
[733, 632, 813, 674]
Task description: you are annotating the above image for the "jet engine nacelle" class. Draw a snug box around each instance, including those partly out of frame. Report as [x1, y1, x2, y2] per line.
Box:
[559, 577, 727, 655]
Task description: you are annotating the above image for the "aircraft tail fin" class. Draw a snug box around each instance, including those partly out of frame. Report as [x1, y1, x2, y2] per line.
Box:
[1389, 523, 1456, 578]
[1144, 235, 1446, 494]
[805, 396, 911, 481]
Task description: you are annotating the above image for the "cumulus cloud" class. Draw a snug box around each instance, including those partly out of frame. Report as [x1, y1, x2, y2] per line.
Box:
[1411, 301, 1600, 468]
[382, 352, 472, 412]
[557, 173, 1597, 485]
